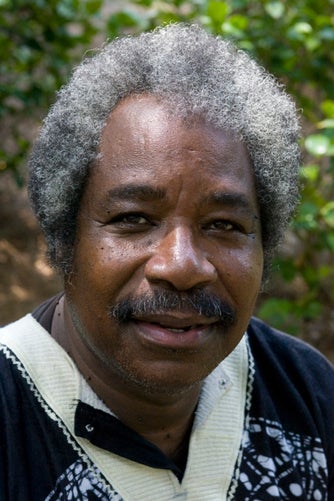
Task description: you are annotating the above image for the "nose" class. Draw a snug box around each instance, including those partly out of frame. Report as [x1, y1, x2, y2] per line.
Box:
[144, 225, 217, 291]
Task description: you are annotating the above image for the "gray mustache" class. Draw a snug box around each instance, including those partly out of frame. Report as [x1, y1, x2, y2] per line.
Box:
[109, 289, 236, 327]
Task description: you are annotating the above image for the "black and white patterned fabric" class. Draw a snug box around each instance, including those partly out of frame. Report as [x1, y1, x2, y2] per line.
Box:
[45, 461, 123, 501]
[230, 417, 327, 500]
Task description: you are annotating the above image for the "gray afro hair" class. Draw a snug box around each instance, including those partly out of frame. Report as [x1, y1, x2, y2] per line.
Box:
[28, 23, 301, 278]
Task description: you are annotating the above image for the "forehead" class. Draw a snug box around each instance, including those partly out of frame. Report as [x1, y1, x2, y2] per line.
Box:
[88, 94, 256, 204]
[102, 94, 240, 147]
[99, 94, 251, 170]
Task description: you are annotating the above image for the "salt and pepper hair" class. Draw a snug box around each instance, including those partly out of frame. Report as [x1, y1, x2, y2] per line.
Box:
[28, 23, 301, 278]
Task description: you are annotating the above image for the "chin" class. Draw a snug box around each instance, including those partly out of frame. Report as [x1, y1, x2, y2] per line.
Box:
[128, 374, 202, 398]
[113, 358, 217, 398]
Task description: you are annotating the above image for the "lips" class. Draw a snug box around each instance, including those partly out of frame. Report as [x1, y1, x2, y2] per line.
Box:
[142, 321, 206, 333]
[130, 313, 220, 350]
[159, 325, 195, 333]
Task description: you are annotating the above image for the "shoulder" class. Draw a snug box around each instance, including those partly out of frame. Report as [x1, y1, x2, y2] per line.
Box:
[0, 314, 52, 393]
[247, 317, 334, 485]
[248, 316, 334, 371]
[0, 313, 46, 346]
[0, 314, 42, 383]
[247, 316, 334, 431]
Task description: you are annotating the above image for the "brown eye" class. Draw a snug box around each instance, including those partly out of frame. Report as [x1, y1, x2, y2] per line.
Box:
[119, 214, 149, 225]
[208, 220, 235, 231]
[108, 212, 155, 231]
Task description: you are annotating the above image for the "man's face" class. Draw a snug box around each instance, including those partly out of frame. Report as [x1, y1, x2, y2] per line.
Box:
[65, 94, 263, 394]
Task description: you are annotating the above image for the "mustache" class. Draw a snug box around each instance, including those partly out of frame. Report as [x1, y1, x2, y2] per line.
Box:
[109, 289, 236, 327]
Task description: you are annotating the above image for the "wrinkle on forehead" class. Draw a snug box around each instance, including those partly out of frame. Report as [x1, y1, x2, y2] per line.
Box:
[100, 93, 243, 154]
[96, 97, 251, 191]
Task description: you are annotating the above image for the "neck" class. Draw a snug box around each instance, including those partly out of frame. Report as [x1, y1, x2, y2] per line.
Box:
[51, 296, 201, 461]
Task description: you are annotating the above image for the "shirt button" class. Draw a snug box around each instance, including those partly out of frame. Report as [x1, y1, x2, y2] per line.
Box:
[219, 378, 227, 388]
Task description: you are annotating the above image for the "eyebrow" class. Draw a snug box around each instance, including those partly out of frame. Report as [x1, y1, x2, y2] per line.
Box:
[104, 185, 255, 212]
[106, 184, 167, 202]
[202, 191, 255, 211]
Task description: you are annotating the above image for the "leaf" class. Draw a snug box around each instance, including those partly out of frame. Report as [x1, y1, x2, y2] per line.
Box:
[317, 265, 333, 279]
[294, 201, 319, 230]
[321, 100, 334, 118]
[257, 298, 300, 334]
[326, 232, 334, 252]
[319, 26, 334, 41]
[293, 21, 313, 35]
[222, 14, 248, 36]
[318, 119, 334, 129]
[276, 260, 297, 281]
[85, 0, 103, 15]
[207, 1, 229, 23]
[300, 164, 319, 181]
[264, 1, 285, 19]
[302, 300, 323, 319]
[320, 201, 334, 227]
[288, 21, 312, 41]
[304, 134, 330, 155]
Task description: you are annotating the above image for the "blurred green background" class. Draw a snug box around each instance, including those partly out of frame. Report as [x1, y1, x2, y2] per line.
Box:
[0, 0, 333, 360]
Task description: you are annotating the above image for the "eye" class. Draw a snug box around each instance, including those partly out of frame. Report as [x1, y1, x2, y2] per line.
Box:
[206, 220, 240, 232]
[109, 212, 153, 229]
[119, 214, 148, 225]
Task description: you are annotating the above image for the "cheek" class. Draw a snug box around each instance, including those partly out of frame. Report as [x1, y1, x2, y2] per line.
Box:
[216, 244, 263, 301]
[72, 234, 149, 299]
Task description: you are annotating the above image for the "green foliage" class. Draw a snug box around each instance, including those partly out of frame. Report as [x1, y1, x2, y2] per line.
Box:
[1, 0, 333, 338]
[0, 0, 102, 184]
[263, 116, 334, 335]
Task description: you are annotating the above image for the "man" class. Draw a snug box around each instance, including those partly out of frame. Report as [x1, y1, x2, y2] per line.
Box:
[1, 24, 333, 500]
